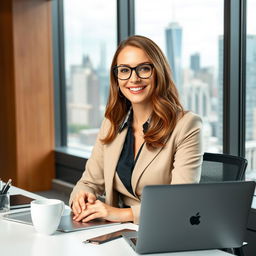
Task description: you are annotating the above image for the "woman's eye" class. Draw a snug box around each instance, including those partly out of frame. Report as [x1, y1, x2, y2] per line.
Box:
[139, 65, 151, 72]
[120, 68, 130, 73]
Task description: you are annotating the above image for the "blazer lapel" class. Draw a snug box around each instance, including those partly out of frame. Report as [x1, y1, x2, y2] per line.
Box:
[104, 129, 128, 202]
[131, 145, 163, 196]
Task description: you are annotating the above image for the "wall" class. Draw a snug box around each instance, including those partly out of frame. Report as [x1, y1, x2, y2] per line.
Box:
[0, 0, 55, 191]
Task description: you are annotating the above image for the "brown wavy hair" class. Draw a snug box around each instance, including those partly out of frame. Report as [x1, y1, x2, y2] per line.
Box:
[101, 35, 184, 149]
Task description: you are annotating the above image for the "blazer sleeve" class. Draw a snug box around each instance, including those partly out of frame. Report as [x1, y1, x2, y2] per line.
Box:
[69, 119, 109, 206]
[171, 113, 203, 184]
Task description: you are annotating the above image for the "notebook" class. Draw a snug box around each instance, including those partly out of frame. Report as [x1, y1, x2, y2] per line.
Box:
[2, 210, 120, 232]
[122, 181, 255, 254]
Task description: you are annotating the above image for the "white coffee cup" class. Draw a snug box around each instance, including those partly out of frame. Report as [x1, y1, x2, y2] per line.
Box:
[31, 199, 64, 235]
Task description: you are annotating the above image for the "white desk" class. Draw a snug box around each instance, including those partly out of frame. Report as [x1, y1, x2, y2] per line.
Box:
[0, 186, 232, 256]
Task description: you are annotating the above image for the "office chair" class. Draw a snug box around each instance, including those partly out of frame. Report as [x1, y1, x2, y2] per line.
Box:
[200, 152, 247, 183]
[200, 152, 248, 256]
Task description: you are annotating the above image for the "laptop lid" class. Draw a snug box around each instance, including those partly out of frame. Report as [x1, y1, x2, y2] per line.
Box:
[135, 181, 255, 254]
[2, 210, 120, 232]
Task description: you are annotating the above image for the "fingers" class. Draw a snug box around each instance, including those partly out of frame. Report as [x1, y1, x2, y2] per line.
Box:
[72, 191, 87, 216]
[79, 196, 86, 211]
[82, 212, 102, 223]
[73, 204, 97, 222]
[87, 193, 96, 203]
[71, 191, 96, 217]
[73, 200, 104, 222]
[73, 199, 126, 223]
[72, 200, 82, 216]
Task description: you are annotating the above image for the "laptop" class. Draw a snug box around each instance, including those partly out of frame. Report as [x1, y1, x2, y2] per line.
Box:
[122, 181, 255, 254]
[2, 210, 120, 232]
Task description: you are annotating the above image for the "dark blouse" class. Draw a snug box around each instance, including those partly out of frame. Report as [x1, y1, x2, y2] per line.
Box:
[116, 110, 149, 195]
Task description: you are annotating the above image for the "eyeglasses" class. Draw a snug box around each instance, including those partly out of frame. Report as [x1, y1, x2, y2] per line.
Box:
[113, 63, 154, 80]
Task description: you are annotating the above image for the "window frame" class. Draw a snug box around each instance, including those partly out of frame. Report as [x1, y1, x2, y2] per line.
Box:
[223, 0, 246, 157]
[52, 0, 67, 147]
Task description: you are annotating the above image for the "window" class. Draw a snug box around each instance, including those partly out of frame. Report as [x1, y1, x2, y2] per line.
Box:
[63, 0, 117, 153]
[135, 0, 224, 153]
[54, 1, 248, 183]
[246, 0, 256, 180]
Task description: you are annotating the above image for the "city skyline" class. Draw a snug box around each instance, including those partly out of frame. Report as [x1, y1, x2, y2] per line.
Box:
[64, 0, 256, 71]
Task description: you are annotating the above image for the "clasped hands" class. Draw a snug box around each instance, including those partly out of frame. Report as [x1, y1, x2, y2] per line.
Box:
[72, 191, 133, 223]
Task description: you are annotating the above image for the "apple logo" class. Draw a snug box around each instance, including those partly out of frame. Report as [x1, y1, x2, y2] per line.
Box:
[190, 212, 201, 225]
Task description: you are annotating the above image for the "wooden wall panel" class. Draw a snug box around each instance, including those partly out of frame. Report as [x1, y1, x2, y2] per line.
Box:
[0, 1, 18, 186]
[0, 0, 55, 191]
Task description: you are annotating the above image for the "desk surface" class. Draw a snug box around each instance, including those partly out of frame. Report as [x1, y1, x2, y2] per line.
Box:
[0, 186, 233, 256]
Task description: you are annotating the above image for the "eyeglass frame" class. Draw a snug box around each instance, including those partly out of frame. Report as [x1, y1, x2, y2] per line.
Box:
[113, 63, 154, 80]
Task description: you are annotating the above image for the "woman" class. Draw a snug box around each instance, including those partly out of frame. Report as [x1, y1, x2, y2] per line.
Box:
[69, 35, 202, 224]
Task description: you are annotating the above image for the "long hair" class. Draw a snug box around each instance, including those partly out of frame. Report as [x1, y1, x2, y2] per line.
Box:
[101, 35, 184, 149]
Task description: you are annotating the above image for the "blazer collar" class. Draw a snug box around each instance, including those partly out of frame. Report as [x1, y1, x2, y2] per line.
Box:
[119, 108, 151, 133]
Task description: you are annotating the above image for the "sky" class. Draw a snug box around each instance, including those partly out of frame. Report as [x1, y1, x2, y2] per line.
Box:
[63, 0, 256, 74]
[135, 0, 223, 68]
[64, 0, 117, 74]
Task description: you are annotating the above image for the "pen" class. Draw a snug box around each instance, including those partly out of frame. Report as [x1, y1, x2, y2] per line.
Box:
[1, 179, 12, 194]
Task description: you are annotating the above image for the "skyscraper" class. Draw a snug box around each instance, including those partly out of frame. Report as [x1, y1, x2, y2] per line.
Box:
[97, 42, 109, 111]
[165, 22, 183, 93]
[69, 55, 101, 128]
[184, 79, 210, 119]
[190, 53, 200, 73]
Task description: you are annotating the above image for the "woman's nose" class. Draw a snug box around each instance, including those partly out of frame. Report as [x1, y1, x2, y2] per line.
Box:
[130, 69, 140, 82]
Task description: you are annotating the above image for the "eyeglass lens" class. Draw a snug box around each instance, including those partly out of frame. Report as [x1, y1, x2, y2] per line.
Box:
[114, 64, 153, 80]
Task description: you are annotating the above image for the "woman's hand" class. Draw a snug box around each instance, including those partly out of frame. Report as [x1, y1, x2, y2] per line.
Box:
[71, 191, 96, 218]
[73, 200, 134, 223]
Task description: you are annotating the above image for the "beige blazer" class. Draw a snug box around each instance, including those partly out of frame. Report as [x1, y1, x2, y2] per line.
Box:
[70, 111, 203, 224]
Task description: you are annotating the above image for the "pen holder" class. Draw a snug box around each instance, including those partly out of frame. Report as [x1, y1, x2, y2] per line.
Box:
[0, 193, 10, 212]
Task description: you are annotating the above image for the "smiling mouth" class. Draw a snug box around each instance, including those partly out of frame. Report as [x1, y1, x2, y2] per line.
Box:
[128, 87, 145, 92]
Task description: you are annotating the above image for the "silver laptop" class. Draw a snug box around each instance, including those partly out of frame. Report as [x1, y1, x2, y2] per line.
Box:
[122, 181, 255, 254]
[2, 211, 120, 232]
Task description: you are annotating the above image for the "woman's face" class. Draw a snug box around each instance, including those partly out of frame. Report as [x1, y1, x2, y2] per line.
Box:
[116, 46, 155, 107]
